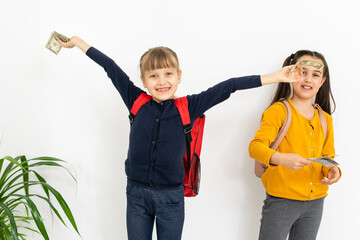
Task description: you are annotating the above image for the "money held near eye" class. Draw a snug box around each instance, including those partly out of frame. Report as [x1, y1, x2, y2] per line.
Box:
[45, 31, 69, 55]
[289, 59, 324, 77]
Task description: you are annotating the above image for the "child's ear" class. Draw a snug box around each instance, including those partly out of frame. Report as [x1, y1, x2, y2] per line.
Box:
[178, 70, 182, 84]
[141, 75, 147, 89]
[321, 76, 326, 86]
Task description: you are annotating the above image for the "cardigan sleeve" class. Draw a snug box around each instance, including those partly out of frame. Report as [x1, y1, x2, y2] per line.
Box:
[320, 113, 342, 180]
[186, 75, 262, 122]
[86, 47, 144, 110]
[249, 102, 287, 167]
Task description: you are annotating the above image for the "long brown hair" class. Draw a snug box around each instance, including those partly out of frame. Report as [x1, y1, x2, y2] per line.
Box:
[271, 50, 336, 115]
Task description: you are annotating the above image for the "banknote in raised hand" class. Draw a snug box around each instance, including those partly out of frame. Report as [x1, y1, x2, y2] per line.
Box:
[45, 31, 69, 55]
[289, 59, 324, 77]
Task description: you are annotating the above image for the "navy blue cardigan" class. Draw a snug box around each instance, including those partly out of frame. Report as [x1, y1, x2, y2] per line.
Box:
[86, 47, 262, 189]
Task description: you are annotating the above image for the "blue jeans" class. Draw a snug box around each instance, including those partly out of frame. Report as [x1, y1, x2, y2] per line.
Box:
[259, 194, 325, 240]
[126, 181, 185, 240]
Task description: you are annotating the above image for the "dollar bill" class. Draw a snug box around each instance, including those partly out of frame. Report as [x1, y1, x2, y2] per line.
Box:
[45, 31, 69, 55]
[289, 59, 324, 76]
[308, 155, 339, 167]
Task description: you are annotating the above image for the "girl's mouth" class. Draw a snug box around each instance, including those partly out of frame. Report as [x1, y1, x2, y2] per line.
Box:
[302, 85, 312, 90]
[156, 87, 170, 92]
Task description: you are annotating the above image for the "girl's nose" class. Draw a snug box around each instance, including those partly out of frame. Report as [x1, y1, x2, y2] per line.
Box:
[158, 77, 166, 84]
[303, 75, 312, 83]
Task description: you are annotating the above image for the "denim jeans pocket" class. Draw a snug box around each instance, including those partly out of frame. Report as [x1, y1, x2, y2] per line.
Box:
[126, 184, 146, 215]
[156, 187, 184, 221]
[157, 201, 182, 221]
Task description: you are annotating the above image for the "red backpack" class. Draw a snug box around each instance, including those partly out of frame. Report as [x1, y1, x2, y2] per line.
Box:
[129, 93, 205, 197]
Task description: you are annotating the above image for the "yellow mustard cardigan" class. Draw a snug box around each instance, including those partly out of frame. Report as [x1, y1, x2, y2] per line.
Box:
[249, 99, 340, 201]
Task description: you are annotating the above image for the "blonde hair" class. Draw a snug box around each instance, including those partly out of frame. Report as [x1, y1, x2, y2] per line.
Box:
[139, 47, 179, 77]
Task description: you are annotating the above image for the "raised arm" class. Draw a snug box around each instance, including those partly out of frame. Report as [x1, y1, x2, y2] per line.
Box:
[57, 36, 144, 110]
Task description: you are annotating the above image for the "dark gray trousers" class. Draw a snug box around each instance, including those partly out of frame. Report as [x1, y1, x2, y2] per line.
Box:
[259, 194, 325, 240]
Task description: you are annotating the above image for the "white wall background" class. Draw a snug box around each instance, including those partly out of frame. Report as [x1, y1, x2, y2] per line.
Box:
[0, 0, 359, 239]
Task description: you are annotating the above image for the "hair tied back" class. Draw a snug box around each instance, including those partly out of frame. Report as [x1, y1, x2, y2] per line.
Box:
[289, 53, 295, 64]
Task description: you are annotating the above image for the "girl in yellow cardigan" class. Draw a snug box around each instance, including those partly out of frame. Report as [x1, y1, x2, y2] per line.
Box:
[249, 50, 341, 240]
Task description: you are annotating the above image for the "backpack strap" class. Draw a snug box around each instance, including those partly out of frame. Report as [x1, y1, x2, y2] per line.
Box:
[270, 100, 292, 150]
[129, 93, 152, 124]
[174, 97, 192, 171]
[270, 101, 327, 150]
[255, 100, 291, 177]
[314, 104, 327, 140]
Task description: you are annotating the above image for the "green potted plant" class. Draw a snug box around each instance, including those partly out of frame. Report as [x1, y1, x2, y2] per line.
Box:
[0, 155, 80, 239]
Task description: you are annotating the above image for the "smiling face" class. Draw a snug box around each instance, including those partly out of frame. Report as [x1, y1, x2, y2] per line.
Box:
[139, 47, 181, 103]
[141, 67, 182, 103]
[292, 55, 326, 102]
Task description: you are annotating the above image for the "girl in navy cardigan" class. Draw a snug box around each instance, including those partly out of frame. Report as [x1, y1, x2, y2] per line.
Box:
[57, 36, 299, 240]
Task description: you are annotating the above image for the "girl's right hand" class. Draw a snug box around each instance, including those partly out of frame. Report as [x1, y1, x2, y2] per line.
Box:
[270, 152, 312, 170]
[56, 36, 76, 48]
[56, 36, 91, 53]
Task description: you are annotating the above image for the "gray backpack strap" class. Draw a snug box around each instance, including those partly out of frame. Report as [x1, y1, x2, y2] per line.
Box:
[314, 104, 327, 140]
[270, 100, 292, 150]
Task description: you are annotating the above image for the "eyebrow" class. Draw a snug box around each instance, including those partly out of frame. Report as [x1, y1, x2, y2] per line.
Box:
[302, 67, 323, 74]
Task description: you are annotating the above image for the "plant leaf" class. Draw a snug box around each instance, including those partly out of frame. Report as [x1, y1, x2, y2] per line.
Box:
[42, 184, 80, 235]
[20, 156, 29, 196]
[23, 196, 50, 240]
[0, 202, 19, 239]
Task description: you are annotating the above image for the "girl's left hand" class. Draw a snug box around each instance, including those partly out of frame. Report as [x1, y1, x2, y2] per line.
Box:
[321, 166, 340, 185]
[260, 65, 300, 85]
[277, 65, 302, 83]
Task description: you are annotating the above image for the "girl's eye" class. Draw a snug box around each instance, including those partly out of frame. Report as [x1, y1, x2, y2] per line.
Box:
[313, 74, 320, 77]
[166, 72, 173, 76]
[150, 75, 156, 78]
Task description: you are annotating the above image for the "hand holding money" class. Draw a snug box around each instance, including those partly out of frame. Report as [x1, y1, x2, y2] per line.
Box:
[307, 155, 339, 167]
[261, 65, 300, 86]
[54, 34, 91, 54]
[56, 36, 76, 49]
[45, 31, 69, 55]
[288, 59, 324, 77]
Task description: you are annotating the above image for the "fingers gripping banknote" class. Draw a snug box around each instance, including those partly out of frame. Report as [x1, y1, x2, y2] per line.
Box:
[45, 31, 69, 55]
[308, 155, 339, 167]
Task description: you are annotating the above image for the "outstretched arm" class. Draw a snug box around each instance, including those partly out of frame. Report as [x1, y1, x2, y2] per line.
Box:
[56, 35, 143, 110]
[57, 36, 91, 53]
